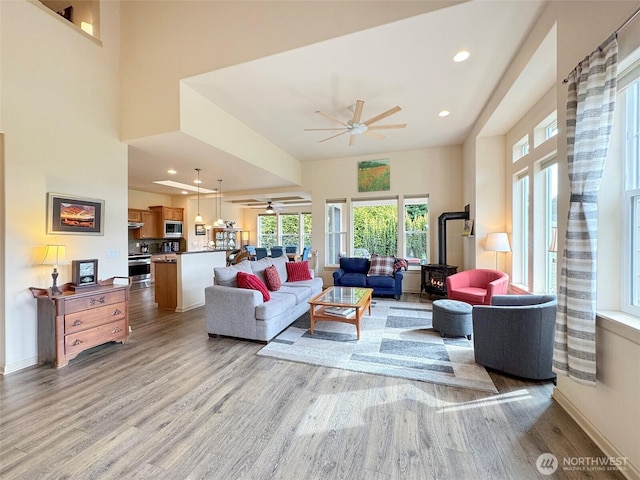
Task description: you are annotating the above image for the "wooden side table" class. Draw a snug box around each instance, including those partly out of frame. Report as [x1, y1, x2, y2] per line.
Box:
[30, 277, 130, 368]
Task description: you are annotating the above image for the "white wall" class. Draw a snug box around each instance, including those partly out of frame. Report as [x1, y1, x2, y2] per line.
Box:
[0, 1, 126, 373]
[301, 146, 463, 292]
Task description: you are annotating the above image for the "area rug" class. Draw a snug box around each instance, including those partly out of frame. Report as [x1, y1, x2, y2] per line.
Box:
[257, 300, 498, 393]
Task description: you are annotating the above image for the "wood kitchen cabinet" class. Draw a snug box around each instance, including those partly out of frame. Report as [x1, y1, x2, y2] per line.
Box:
[128, 208, 143, 222]
[29, 277, 130, 368]
[150, 206, 184, 222]
[150, 254, 177, 284]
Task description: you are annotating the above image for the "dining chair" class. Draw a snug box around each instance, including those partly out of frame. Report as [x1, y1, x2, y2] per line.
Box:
[255, 247, 268, 260]
[301, 246, 311, 261]
[270, 246, 284, 258]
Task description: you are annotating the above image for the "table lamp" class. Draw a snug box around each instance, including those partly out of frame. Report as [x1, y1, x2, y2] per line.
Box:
[485, 233, 510, 270]
[42, 245, 69, 295]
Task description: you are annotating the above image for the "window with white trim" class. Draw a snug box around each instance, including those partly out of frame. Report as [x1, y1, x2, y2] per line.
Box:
[513, 171, 530, 287]
[326, 200, 347, 265]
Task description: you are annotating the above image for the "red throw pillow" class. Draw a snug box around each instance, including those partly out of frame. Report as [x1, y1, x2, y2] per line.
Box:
[264, 265, 281, 291]
[286, 261, 312, 282]
[237, 272, 270, 301]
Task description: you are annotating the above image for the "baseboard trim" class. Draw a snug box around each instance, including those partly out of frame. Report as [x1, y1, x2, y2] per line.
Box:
[2, 356, 38, 375]
[552, 388, 639, 480]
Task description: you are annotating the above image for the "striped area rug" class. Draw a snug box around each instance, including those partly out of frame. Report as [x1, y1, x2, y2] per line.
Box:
[257, 300, 497, 393]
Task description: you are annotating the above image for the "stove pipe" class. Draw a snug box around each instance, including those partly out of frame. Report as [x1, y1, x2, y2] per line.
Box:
[437, 205, 470, 265]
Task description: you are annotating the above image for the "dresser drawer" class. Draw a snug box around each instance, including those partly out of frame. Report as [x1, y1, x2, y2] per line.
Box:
[63, 290, 126, 315]
[64, 302, 126, 334]
[65, 319, 127, 356]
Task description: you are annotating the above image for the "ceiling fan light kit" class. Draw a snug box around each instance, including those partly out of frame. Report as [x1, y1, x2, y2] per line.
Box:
[304, 99, 406, 145]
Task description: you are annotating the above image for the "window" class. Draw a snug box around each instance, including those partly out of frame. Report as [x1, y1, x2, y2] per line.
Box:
[513, 135, 530, 162]
[542, 160, 558, 293]
[280, 214, 299, 249]
[624, 78, 640, 316]
[545, 120, 558, 140]
[513, 172, 529, 287]
[404, 197, 429, 268]
[258, 214, 277, 249]
[302, 213, 312, 249]
[352, 198, 398, 257]
[326, 200, 347, 265]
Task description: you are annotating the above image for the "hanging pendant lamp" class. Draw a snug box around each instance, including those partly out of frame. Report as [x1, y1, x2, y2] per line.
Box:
[214, 179, 225, 227]
[194, 168, 204, 224]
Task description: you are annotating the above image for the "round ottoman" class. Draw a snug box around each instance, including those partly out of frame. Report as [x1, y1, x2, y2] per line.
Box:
[432, 299, 473, 339]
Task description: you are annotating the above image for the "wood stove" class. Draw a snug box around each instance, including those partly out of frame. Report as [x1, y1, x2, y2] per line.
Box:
[421, 264, 458, 297]
[420, 205, 469, 297]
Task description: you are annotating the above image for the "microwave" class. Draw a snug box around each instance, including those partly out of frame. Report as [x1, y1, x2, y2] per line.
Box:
[164, 220, 183, 238]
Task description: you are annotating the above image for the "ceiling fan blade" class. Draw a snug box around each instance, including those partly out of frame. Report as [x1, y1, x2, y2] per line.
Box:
[367, 123, 407, 130]
[363, 106, 402, 126]
[304, 127, 349, 131]
[351, 100, 364, 124]
[319, 131, 349, 143]
[315, 110, 348, 126]
[364, 131, 385, 140]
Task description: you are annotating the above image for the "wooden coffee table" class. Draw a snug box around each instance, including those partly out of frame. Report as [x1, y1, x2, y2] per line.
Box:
[308, 286, 373, 340]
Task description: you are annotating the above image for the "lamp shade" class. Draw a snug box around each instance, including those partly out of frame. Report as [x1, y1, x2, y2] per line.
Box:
[485, 233, 510, 252]
[41, 245, 69, 267]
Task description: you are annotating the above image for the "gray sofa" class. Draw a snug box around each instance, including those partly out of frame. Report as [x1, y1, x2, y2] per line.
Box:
[205, 255, 323, 342]
[472, 294, 557, 381]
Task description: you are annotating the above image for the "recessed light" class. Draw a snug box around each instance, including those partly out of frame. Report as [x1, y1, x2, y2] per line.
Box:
[438, 110, 450, 117]
[194, 179, 202, 184]
[453, 50, 470, 62]
[167, 169, 177, 175]
[181, 190, 188, 195]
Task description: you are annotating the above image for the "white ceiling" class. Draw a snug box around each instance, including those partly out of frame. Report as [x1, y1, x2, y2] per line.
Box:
[127, 0, 553, 203]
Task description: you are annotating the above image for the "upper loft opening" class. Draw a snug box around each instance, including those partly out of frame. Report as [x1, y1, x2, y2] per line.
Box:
[40, 0, 100, 40]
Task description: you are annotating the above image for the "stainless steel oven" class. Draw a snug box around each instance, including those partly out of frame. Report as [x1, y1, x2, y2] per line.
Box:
[128, 254, 151, 289]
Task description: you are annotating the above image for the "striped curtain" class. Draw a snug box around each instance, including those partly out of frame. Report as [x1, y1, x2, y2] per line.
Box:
[553, 34, 618, 386]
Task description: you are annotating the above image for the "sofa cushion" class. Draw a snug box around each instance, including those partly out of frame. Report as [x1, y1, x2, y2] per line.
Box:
[286, 261, 312, 282]
[250, 257, 273, 284]
[237, 272, 270, 302]
[214, 260, 253, 287]
[270, 254, 289, 284]
[367, 275, 396, 289]
[255, 291, 296, 320]
[264, 265, 281, 291]
[278, 284, 312, 303]
[368, 255, 394, 276]
[339, 257, 370, 274]
[339, 272, 367, 287]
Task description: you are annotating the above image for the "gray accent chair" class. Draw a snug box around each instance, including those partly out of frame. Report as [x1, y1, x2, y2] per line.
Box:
[472, 294, 557, 381]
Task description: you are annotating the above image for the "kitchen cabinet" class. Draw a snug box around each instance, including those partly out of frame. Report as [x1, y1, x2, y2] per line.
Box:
[29, 277, 130, 368]
[150, 206, 184, 222]
[130, 209, 159, 239]
[150, 254, 177, 284]
[128, 209, 143, 222]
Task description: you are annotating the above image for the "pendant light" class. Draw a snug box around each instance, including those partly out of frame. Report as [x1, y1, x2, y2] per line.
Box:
[214, 179, 225, 227]
[194, 168, 203, 224]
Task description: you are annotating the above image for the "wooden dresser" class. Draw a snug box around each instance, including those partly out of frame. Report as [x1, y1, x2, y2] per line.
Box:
[30, 277, 130, 368]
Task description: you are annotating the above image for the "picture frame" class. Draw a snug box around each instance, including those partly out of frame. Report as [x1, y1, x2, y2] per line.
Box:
[358, 159, 390, 192]
[462, 219, 474, 236]
[195, 224, 206, 236]
[47, 193, 104, 235]
[71, 259, 98, 288]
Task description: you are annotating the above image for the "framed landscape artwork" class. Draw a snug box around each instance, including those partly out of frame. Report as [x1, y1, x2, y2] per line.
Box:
[47, 193, 104, 235]
[358, 159, 390, 192]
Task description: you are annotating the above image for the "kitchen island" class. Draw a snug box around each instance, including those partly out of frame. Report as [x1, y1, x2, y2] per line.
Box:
[153, 250, 226, 312]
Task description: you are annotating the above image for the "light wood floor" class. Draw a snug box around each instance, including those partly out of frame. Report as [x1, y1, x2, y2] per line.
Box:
[0, 288, 626, 480]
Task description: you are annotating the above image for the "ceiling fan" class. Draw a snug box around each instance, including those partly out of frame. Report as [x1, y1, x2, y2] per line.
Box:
[304, 99, 406, 146]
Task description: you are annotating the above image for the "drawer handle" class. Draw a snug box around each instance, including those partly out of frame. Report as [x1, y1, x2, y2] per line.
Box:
[72, 319, 82, 326]
[112, 327, 122, 334]
[112, 309, 122, 316]
[89, 296, 106, 306]
[71, 339, 83, 346]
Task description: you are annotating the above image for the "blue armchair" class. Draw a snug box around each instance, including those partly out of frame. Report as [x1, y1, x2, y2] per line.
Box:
[333, 257, 404, 300]
[472, 294, 557, 381]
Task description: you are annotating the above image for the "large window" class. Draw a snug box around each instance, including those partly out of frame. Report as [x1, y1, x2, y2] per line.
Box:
[542, 160, 558, 293]
[326, 200, 347, 264]
[258, 214, 277, 249]
[258, 212, 312, 252]
[325, 196, 429, 268]
[280, 214, 299, 249]
[624, 78, 640, 316]
[352, 198, 398, 257]
[404, 197, 429, 267]
[513, 172, 530, 287]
